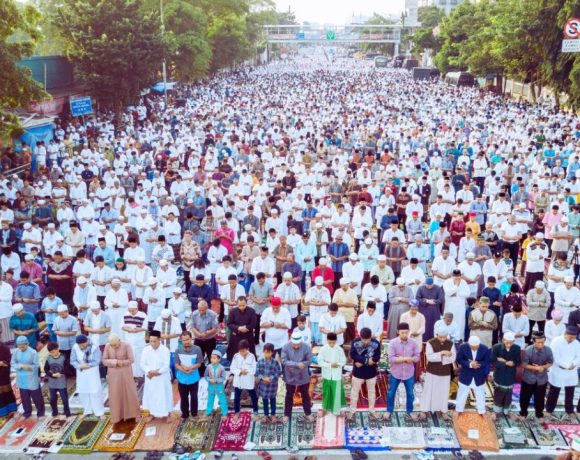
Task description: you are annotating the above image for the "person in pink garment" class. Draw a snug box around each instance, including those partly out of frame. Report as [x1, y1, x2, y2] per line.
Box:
[21, 254, 45, 293]
[542, 205, 563, 253]
[215, 220, 235, 255]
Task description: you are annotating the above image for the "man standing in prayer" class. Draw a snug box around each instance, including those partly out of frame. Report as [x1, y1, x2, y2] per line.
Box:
[71, 334, 105, 418]
[443, 269, 471, 335]
[281, 331, 314, 423]
[385, 322, 420, 421]
[122, 301, 147, 378]
[455, 335, 491, 416]
[174, 331, 203, 419]
[519, 332, 553, 421]
[102, 333, 141, 423]
[140, 330, 174, 422]
[11, 336, 44, 418]
[546, 325, 580, 419]
[416, 277, 445, 341]
[467, 297, 498, 348]
[348, 327, 381, 419]
[318, 332, 347, 416]
[420, 323, 456, 420]
[491, 331, 521, 420]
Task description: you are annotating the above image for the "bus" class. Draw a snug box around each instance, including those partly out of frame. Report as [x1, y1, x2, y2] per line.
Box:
[444, 71, 477, 87]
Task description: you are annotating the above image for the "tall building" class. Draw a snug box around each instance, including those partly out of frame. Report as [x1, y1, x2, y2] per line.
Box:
[419, 0, 465, 15]
[405, 0, 420, 26]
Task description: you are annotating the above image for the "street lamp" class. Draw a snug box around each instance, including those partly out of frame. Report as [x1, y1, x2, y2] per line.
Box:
[160, 0, 168, 108]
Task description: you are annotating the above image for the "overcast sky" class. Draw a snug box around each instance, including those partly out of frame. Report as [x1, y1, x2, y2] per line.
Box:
[274, 0, 406, 24]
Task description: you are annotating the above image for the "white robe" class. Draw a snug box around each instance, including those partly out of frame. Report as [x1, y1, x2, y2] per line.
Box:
[442, 279, 471, 335]
[140, 344, 173, 417]
[73, 343, 105, 416]
[548, 336, 580, 388]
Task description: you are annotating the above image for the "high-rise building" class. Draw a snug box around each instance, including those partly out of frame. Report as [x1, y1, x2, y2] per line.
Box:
[419, 0, 465, 15]
[405, 0, 420, 26]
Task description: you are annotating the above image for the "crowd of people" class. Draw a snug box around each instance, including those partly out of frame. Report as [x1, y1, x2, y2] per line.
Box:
[0, 52, 580, 433]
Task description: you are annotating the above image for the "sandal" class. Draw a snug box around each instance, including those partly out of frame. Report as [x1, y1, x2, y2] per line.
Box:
[214, 450, 224, 460]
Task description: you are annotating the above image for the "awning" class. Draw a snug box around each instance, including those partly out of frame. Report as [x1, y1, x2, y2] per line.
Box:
[150, 81, 177, 93]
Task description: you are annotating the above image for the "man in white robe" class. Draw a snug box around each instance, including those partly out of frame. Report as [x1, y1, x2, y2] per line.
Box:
[443, 270, 471, 335]
[104, 278, 129, 336]
[122, 301, 147, 378]
[458, 253, 482, 297]
[140, 330, 173, 421]
[70, 334, 105, 417]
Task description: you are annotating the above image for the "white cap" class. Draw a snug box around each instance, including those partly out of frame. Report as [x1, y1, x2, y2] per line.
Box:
[503, 332, 516, 341]
[283, 271, 292, 279]
[364, 238, 372, 245]
[466, 252, 475, 259]
[23, 223, 31, 229]
[468, 336, 481, 346]
[535, 281, 545, 289]
[12, 303, 23, 313]
[149, 277, 158, 285]
[378, 255, 386, 261]
[435, 324, 449, 337]
[57, 304, 68, 313]
[349, 253, 358, 260]
[339, 277, 349, 285]
[315, 222, 322, 229]
[77, 276, 87, 284]
[396, 278, 404, 286]
[89, 301, 101, 310]
[128, 300, 138, 309]
[565, 275, 574, 283]
[159, 259, 168, 267]
[535, 232, 544, 239]
[24, 254, 34, 261]
[111, 278, 121, 285]
[315, 276, 323, 286]
[47, 223, 55, 228]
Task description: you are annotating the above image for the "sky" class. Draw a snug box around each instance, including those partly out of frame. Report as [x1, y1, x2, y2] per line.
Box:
[274, 0, 406, 25]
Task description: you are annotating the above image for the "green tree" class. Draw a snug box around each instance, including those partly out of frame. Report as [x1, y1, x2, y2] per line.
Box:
[411, 6, 444, 54]
[0, 0, 46, 140]
[360, 13, 396, 55]
[52, 0, 168, 111]
[418, 5, 444, 29]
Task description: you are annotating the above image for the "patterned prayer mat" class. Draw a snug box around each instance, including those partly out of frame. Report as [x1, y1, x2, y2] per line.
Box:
[546, 411, 580, 423]
[212, 412, 252, 451]
[175, 413, 221, 452]
[248, 418, 289, 450]
[452, 412, 500, 452]
[0, 414, 12, 432]
[94, 415, 146, 452]
[544, 423, 579, 446]
[424, 426, 460, 451]
[492, 413, 525, 449]
[384, 426, 427, 450]
[0, 416, 43, 453]
[528, 419, 568, 447]
[288, 413, 317, 450]
[357, 410, 398, 429]
[134, 414, 181, 452]
[313, 412, 345, 448]
[25, 416, 76, 454]
[345, 426, 389, 451]
[396, 411, 436, 429]
[60, 415, 108, 454]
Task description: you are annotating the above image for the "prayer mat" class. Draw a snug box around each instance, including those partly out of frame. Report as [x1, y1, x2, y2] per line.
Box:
[345, 426, 389, 451]
[358, 410, 398, 429]
[396, 411, 436, 429]
[547, 411, 580, 423]
[11, 382, 20, 406]
[384, 426, 426, 450]
[60, 415, 108, 454]
[175, 413, 220, 452]
[356, 372, 388, 408]
[544, 423, 580, 446]
[25, 416, 76, 454]
[528, 419, 568, 447]
[248, 418, 289, 450]
[134, 414, 181, 452]
[492, 413, 515, 449]
[289, 413, 317, 450]
[424, 426, 460, 451]
[212, 412, 252, 451]
[506, 416, 539, 448]
[0, 416, 43, 453]
[94, 415, 146, 452]
[313, 412, 345, 448]
[452, 412, 500, 452]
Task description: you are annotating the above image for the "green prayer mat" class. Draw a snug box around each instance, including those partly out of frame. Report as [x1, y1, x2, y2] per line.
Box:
[396, 411, 436, 429]
[248, 418, 289, 450]
[527, 418, 568, 448]
[358, 410, 398, 429]
[288, 413, 317, 450]
[60, 415, 108, 454]
[174, 413, 220, 451]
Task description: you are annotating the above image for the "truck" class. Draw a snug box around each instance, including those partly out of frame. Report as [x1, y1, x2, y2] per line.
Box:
[412, 67, 441, 80]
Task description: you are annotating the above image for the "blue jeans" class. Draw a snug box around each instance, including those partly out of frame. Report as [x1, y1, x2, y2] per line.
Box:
[311, 322, 321, 345]
[262, 397, 276, 416]
[387, 374, 414, 413]
[206, 383, 228, 416]
[46, 323, 57, 342]
[234, 387, 258, 414]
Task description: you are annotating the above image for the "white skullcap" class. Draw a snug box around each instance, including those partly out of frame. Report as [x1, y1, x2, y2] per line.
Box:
[24, 254, 34, 261]
[111, 278, 121, 285]
[23, 223, 31, 229]
[315, 276, 323, 286]
[396, 278, 404, 286]
[503, 332, 515, 341]
[565, 276, 574, 283]
[535, 232, 544, 239]
[57, 304, 68, 313]
[128, 300, 138, 309]
[149, 278, 158, 285]
[161, 309, 171, 319]
[468, 336, 481, 346]
[77, 276, 87, 284]
[339, 277, 349, 285]
[319, 258, 327, 265]
[349, 253, 358, 260]
[283, 271, 292, 279]
[364, 238, 372, 245]
[535, 281, 545, 289]
[466, 252, 475, 259]
[173, 287, 182, 294]
[159, 259, 168, 267]
[89, 301, 101, 310]
[435, 324, 449, 336]
[315, 222, 322, 228]
[12, 303, 23, 313]
[378, 255, 386, 261]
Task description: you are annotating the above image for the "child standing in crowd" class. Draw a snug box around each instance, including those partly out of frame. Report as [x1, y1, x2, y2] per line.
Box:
[44, 342, 71, 417]
[292, 314, 312, 346]
[318, 332, 347, 416]
[255, 343, 282, 422]
[204, 349, 228, 419]
[41, 287, 63, 342]
[230, 339, 259, 421]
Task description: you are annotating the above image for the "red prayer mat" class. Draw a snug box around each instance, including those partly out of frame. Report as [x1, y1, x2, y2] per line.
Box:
[544, 423, 580, 446]
[212, 412, 252, 451]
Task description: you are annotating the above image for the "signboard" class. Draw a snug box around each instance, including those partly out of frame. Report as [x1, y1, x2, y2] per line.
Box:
[70, 96, 93, 117]
[326, 31, 336, 40]
[295, 32, 305, 39]
[562, 39, 580, 52]
[563, 18, 580, 39]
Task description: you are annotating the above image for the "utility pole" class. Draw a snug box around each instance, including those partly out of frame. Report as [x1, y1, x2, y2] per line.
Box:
[160, 0, 168, 108]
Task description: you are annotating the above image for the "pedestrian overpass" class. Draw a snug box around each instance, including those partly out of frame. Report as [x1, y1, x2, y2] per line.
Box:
[263, 24, 404, 56]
